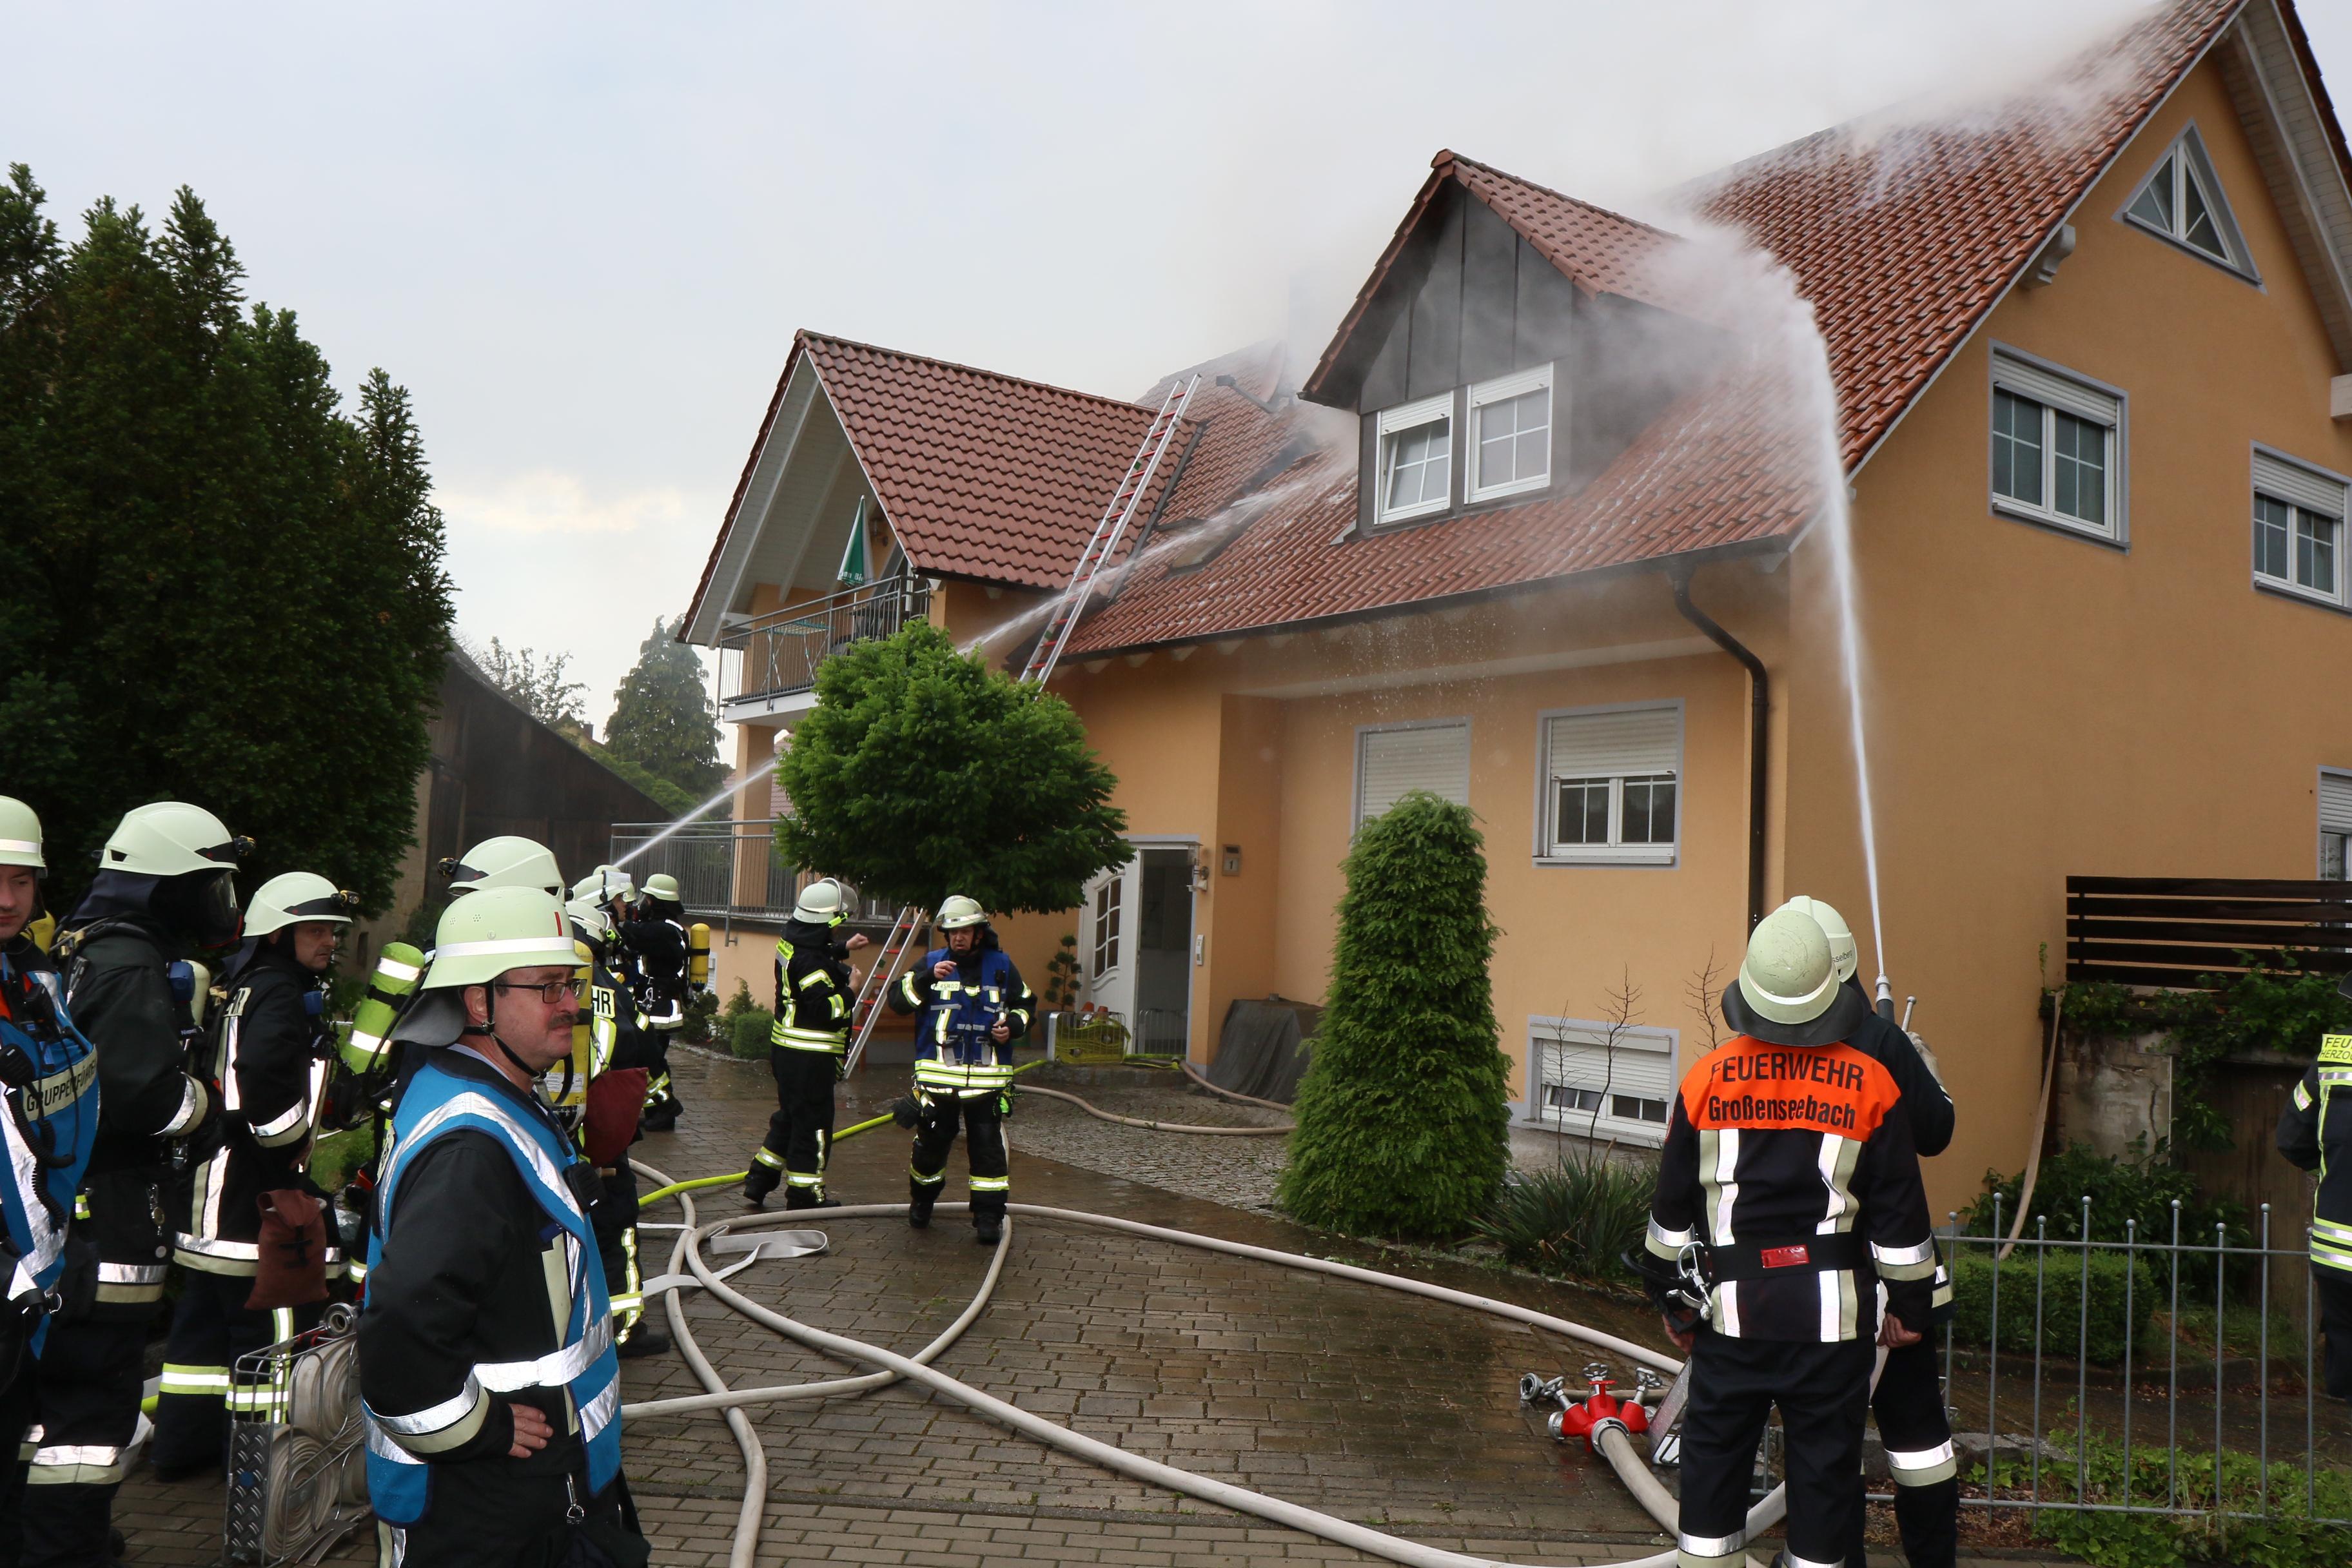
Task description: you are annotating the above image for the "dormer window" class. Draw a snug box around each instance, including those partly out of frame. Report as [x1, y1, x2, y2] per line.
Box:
[2120, 124, 2256, 279]
[1376, 393, 1453, 524]
[1469, 364, 1554, 502]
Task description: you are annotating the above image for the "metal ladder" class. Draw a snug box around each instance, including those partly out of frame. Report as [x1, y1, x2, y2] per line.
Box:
[841, 903, 925, 1075]
[1017, 374, 1199, 687]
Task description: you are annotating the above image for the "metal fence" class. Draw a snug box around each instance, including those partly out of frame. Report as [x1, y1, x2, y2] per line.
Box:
[1921, 1192, 2349, 1529]
[714, 573, 934, 707]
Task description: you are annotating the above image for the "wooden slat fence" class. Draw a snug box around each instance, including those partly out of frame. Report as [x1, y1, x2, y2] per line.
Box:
[2064, 876, 2352, 988]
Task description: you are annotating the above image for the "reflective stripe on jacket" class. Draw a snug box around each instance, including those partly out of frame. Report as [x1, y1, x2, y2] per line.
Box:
[0, 937, 100, 1352]
[2278, 1039, 2352, 1275]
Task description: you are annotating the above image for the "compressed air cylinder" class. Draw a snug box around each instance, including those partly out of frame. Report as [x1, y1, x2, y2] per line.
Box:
[342, 942, 425, 1075]
[688, 923, 711, 988]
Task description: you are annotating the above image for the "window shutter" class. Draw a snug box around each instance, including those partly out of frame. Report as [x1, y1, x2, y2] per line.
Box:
[2321, 773, 2352, 836]
[1992, 354, 2118, 427]
[2255, 452, 2347, 518]
[1536, 1029, 1675, 1144]
[1547, 707, 1680, 782]
[1357, 723, 1469, 827]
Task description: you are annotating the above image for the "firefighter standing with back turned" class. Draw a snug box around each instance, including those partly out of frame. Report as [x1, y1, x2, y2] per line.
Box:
[44, 803, 248, 1566]
[152, 871, 355, 1480]
[623, 874, 692, 1132]
[0, 799, 101, 1565]
[888, 896, 1033, 1246]
[2276, 979, 2352, 1400]
[1647, 905, 1938, 1568]
[742, 879, 867, 1210]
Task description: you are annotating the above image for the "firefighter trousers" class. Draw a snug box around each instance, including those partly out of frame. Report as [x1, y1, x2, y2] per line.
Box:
[909, 1090, 1008, 1226]
[640, 1041, 681, 1128]
[761, 1048, 839, 1205]
[21, 1313, 146, 1567]
[1847, 1335, 1957, 1568]
[2319, 1267, 2352, 1400]
[152, 1273, 307, 1473]
[1676, 1329, 1872, 1568]
[0, 1358, 34, 1568]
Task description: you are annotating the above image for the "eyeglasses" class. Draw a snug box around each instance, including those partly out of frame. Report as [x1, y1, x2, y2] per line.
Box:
[492, 976, 585, 1005]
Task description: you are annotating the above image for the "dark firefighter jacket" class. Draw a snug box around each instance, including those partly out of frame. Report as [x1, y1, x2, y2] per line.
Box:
[173, 939, 320, 1274]
[621, 906, 689, 1024]
[61, 914, 211, 1313]
[1647, 1034, 1937, 1341]
[593, 959, 658, 1076]
[770, 918, 852, 1054]
[357, 1048, 604, 1493]
[888, 930, 1033, 1095]
[2277, 1034, 2352, 1275]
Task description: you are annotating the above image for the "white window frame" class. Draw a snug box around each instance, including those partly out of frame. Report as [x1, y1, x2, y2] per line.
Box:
[1988, 346, 2127, 546]
[2251, 445, 2351, 611]
[2320, 768, 2352, 881]
[1466, 362, 1554, 504]
[1353, 717, 1471, 833]
[1533, 701, 1682, 868]
[1525, 1016, 1678, 1147]
[1374, 392, 1455, 526]
[2117, 122, 2260, 282]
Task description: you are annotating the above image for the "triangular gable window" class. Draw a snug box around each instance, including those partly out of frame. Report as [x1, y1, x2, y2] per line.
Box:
[2119, 124, 2256, 280]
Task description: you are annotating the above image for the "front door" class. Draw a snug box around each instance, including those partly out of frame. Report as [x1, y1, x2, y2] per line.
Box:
[1077, 858, 1140, 1033]
[1076, 846, 1195, 1057]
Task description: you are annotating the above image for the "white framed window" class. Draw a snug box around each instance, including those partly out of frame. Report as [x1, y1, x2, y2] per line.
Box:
[1990, 349, 2124, 543]
[2321, 770, 2352, 881]
[1090, 876, 1122, 978]
[1537, 703, 1681, 865]
[1467, 364, 1553, 503]
[1375, 393, 1453, 525]
[2253, 448, 2349, 608]
[2119, 124, 2257, 279]
[1355, 719, 1469, 832]
[1528, 1017, 1677, 1146]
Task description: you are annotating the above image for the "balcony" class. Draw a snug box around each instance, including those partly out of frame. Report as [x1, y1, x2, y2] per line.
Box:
[607, 818, 899, 932]
[716, 573, 932, 722]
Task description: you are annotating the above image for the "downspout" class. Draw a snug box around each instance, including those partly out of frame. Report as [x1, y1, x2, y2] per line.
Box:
[1667, 564, 1768, 932]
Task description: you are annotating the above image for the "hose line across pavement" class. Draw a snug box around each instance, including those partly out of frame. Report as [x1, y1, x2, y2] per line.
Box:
[627, 1162, 1790, 1568]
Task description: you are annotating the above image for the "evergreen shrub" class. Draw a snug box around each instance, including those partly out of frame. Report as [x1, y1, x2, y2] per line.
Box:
[1279, 790, 1511, 1239]
[730, 1006, 775, 1059]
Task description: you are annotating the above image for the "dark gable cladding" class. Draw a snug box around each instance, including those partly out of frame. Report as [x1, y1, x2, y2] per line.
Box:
[1315, 181, 1729, 538]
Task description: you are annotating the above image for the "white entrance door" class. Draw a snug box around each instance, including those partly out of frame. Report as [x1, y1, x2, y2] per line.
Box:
[1076, 857, 1142, 1029]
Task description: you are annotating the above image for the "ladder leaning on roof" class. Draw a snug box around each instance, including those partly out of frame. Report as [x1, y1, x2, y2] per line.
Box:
[1017, 374, 1200, 688]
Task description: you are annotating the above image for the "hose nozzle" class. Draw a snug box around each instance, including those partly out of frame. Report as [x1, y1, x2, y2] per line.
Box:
[1874, 974, 1894, 1022]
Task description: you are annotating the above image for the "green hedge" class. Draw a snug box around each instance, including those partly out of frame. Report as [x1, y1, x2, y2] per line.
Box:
[730, 1007, 774, 1059]
[1948, 1251, 2156, 1365]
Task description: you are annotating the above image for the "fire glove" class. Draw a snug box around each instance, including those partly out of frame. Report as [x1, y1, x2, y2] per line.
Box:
[996, 1089, 1014, 1119]
[834, 1053, 850, 1084]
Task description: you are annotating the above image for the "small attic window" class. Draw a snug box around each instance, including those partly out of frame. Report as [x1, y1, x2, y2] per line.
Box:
[2119, 124, 2256, 280]
[1376, 392, 1453, 525]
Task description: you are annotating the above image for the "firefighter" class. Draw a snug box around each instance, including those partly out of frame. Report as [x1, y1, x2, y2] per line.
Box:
[567, 896, 667, 1358]
[887, 896, 1033, 1246]
[2277, 993, 2352, 1400]
[358, 886, 641, 1566]
[1647, 905, 1937, 1568]
[0, 799, 101, 1565]
[623, 874, 691, 1132]
[1734, 895, 1958, 1568]
[44, 803, 246, 1563]
[151, 872, 355, 1481]
[741, 879, 868, 1211]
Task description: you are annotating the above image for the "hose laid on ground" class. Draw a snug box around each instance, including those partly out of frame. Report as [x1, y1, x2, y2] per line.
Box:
[1014, 1081, 1292, 1135]
[651, 1180, 767, 1568]
[632, 1179, 1792, 1568]
[1179, 1059, 1294, 1113]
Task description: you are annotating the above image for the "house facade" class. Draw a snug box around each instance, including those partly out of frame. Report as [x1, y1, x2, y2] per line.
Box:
[682, 0, 2352, 1210]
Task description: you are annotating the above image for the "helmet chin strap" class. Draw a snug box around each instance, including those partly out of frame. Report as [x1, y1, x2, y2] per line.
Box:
[460, 984, 545, 1087]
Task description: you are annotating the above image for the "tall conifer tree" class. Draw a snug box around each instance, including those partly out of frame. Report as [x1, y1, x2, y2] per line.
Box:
[605, 617, 726, 799]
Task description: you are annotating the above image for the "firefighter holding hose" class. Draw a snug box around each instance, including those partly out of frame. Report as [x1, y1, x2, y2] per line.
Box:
[888, 896, 1033, 1245]
[2276, 986, 2352, 1400]
[1647, 905, 1937, 1568]
[741, 879, 867, 1211]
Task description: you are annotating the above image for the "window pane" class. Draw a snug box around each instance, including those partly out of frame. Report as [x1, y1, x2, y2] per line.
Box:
[1545, 1084, 1602, 1113]
[2257, 495, 2293, 580]
[1993, 390, 2044, 505]
[2297, 509, 2338, 596]
[2326, 832, 2349, 881]
[1612, 1093, 1670, 1125]
[1384, 419, 1450, 514]
[2181, 173, 2225, 259]
[1553, 779, 1608, 847]
[1476, 387, 1551, 490]
[2052, 411, 2106, 527]
[1621, 776, 1678, 845]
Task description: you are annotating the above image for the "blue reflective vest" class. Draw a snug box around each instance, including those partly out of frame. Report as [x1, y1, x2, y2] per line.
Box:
[0, 940, 100, 1355]
[362, 1054, 622, 1523]
[901, 946, 1027, 1094]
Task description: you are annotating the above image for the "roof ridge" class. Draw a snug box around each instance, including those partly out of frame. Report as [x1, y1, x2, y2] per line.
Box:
[1443, 150, 1681, 241]
[798, 329, 1161, 418]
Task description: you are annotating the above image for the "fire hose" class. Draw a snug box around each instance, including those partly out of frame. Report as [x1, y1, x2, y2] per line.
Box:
[628, 1162, 1794, 1568]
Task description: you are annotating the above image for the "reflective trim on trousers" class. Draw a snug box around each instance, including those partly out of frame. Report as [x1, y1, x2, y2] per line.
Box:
[910, 1166, 946, 1188]
[1886, 1439, 1959, 1485]
[786, 1172, 825, 1188]
[751, 1148, 784, 1171]
[28, 1444, 124, 1485]
[159, 1364, 232, 1396]
[968, 1176, 1010, 1193]
[1676, 1527, 1745, 1568]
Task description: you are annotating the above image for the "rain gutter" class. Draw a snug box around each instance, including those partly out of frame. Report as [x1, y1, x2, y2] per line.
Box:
[1666, 562, 1767, 932]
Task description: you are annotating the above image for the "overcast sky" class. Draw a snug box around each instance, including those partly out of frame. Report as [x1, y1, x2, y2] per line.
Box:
[9, 2, 2347, 727]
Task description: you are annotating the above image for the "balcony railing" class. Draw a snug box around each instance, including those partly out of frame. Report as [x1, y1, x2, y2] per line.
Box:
[607, 818, 899, 929]
[716, 573, 932, 710]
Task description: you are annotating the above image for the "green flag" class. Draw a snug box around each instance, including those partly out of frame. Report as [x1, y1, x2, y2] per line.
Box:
[837, 497, 870, 586]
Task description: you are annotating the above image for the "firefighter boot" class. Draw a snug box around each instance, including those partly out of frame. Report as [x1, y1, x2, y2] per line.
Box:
[783, 1184, 841, 1211]
[908, 1176, 936, 1230]
[742, 1154, 783, 1209]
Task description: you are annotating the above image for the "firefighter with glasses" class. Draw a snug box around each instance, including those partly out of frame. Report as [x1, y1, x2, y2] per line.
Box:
[742, 879, 867, 1211]
[1646, 905, 1937, 1568]
[887, 896, 1032, 1246]
[2277, 985, 2352, 1401]
[358, 886, 642, 1565]
[151, 872, 354, 1480]
[44, 803, 247, 1563]
[0, 799, 101, 1563]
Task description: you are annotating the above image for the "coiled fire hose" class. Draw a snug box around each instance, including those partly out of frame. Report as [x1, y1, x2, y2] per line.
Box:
[627, 1162, 1792, 1568]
